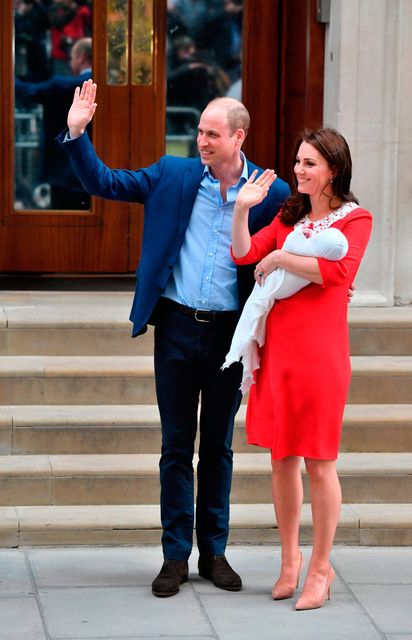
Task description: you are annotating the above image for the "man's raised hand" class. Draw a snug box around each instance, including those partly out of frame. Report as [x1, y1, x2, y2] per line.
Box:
[67, 79, 97, 139]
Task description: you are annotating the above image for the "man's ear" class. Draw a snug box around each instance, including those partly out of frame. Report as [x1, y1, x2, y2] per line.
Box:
[236, 128, 246, 146]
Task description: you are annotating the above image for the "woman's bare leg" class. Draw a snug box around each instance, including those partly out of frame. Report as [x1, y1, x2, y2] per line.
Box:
[295, 458, 341, 609]
[271, 456, 304, 599]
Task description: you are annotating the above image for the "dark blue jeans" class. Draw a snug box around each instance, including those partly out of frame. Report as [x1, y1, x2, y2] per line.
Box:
[154, 303, 242, 561]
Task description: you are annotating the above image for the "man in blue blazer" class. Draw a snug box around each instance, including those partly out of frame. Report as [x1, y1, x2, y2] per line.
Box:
[15, 37, 92, 209]
[58, 80, 290, 597]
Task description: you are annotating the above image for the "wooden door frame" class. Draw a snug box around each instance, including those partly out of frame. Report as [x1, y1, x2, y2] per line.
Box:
[128, 0, 167, 270]
[278, 0, 326, 187]
[243, 0, 325, 185]
[242, 0, 282, 172]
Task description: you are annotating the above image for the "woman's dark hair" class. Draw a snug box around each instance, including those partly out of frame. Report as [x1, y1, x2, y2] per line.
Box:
[280, 127, 358, 225]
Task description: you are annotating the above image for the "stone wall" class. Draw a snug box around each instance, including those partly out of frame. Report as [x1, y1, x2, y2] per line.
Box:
[323, 0, 412, 305]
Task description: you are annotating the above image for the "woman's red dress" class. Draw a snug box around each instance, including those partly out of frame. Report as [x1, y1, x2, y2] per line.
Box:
[233, 207, 372, 460]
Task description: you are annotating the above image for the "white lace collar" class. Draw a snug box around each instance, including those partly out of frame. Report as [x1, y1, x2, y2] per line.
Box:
[295, 201, 358, 234]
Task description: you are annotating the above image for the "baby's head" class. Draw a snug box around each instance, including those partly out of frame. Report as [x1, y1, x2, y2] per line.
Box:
[312, 228, 348, 260]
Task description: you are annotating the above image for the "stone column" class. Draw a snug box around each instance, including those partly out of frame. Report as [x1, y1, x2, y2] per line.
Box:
[324, 0, 411, 305]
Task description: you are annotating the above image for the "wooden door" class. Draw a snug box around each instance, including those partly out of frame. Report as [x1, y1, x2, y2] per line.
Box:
[0, 0, 324, 274]
[0, 0, 166, 273]
[243, 0, 325, 185]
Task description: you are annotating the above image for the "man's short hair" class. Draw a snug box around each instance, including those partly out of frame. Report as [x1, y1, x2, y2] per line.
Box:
[207, 97, 250, 137]
[72, 38, 92, 65]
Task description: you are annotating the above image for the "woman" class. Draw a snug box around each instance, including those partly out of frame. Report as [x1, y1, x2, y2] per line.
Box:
[231, 128, 372, 610]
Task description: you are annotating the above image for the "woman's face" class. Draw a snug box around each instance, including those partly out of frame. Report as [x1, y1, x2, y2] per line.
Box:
[294, 141, 334, 199]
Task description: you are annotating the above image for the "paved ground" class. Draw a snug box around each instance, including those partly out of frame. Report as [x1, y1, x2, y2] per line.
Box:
[0, 544, 411, 640]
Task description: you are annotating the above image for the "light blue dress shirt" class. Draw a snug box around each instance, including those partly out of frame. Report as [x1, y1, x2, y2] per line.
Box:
[164, 154, 249, 311]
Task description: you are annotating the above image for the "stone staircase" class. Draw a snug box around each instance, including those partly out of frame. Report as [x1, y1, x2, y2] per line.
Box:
[0, 292, 412, 547]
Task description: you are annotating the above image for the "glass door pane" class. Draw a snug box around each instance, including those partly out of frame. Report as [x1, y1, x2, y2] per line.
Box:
[165, 0, 243, 157]
[14, 0, 93, 210]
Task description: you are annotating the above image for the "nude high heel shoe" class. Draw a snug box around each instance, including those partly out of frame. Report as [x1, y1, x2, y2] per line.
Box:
[295, 566, 335, 611]
[272, 552, 304, 600]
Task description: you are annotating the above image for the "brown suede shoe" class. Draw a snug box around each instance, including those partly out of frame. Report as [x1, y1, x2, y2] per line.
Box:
[198, 555, 242, 591]
[152, 559, 189, 597]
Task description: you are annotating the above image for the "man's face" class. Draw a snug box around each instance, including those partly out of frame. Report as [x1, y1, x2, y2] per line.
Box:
[197, 105, 241, 171]
[70, 48, 82, 75]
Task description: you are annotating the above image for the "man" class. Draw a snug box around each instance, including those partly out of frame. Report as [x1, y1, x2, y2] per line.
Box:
[58, 80, 290, 596]
[15, 37, 92, 209]
[48, 0, 92, 75]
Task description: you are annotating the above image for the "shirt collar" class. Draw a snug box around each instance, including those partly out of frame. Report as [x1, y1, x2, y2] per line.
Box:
[203, 151, 248, 186]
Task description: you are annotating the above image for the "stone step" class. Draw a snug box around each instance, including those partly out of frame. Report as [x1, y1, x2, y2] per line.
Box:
[0, 452, 411, 507]
[1, 355, 412, 405]
[340, 404, 412, 452]
[348, 306, 412, 355]
[0, 356, 156, 405]
[231, 452, 412, 505]
[0, 502, 411, 547]
[1, 295, 412, 356]
[349, 356, 412, 403]
[0, 314, 154, 356]
[0, 292, 137, 356]
[1, 404, 412, 455]
[0, 293, 141, 357]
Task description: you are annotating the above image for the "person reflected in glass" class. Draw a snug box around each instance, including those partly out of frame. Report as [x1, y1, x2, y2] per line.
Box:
[48, 0, 92, 75]
[195, 0, 243, 83]
[167, 34, 230, 127]
[15, 37, 92, 209]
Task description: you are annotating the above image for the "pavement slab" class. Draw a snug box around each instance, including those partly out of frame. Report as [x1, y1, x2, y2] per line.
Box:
[38, 586, 213, 638]
[348, 585, 412, 635]
[0, 545, 408, 639]
[0, 549, 34, 595]
[198, 592, 384, 640]
[0, 597, 46, 640]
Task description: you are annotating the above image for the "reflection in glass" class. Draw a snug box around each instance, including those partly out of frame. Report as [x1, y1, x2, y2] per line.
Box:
[132, 0, 153, 85]
[166, 0, 243, 157]
[14, 0, 93, 210]
[107, 0, 129, 86]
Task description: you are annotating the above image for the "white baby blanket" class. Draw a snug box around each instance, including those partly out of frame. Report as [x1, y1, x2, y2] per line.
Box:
[222, 226, 348, 393]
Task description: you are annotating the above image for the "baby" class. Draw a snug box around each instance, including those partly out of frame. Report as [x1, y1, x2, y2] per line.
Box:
[222, 226, 349, 393]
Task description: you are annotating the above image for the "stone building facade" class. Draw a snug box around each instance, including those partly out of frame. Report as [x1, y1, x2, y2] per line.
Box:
[324, 0, 412, 306]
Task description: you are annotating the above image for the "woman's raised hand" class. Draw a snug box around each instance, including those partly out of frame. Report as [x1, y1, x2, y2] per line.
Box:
[235, 169, 277, 212]
[67, 79, 97, 138]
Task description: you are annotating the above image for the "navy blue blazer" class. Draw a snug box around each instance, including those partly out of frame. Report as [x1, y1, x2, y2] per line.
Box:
[57, 130, 291, 336]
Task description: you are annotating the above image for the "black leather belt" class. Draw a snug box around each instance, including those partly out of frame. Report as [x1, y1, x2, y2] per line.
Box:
[159, 297, 238, 323]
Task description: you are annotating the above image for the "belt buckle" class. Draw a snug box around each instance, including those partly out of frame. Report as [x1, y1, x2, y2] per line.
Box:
[194, 309, 211, 323]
